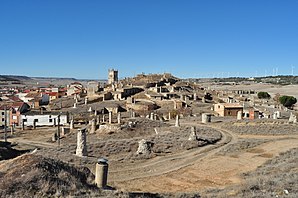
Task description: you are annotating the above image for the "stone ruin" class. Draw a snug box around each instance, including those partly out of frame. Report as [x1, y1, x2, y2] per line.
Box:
[90, 119, 96, 134]
[202, 113, 211, 123]
[136, 139, 151, 155]
[76, 128, 87, 157]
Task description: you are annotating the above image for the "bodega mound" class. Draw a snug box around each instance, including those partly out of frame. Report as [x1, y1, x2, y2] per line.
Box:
[0, 154, 98, 197]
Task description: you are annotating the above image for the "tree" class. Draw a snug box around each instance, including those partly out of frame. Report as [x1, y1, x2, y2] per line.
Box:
[257, 92, 271, 99]
[279, 95, 297, 108]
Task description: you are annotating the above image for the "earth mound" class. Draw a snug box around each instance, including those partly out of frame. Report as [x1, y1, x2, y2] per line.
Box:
[0, 141, 27, 161]
[0, 154, 97, 197]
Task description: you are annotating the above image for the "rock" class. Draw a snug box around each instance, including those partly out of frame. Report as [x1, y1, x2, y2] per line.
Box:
[136, 139, 151, 155]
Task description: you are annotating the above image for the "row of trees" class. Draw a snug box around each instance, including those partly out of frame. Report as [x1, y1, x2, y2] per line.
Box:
[257, 92, 297, 108]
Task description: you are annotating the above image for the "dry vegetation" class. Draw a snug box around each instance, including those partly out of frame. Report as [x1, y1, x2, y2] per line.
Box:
[217, 138, 269, 156]
[0, 154, 98, 197]
[220, 120, 298, 135]
[0, 154, 202, 198]
[204, 148, 298, 198]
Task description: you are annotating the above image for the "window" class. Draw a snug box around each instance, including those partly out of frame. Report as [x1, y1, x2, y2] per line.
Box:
[34, 119, 38, 123]
[49, 119, 52, 123]
[1, 112, 4, 115]
[2, 118, 4, 122]
[218, 105, 220, 108]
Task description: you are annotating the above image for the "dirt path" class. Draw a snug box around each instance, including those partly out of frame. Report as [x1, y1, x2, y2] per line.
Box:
[110, 122, 298, 193]
[8, 137, 56, 149]
[109, 122, 236, 181]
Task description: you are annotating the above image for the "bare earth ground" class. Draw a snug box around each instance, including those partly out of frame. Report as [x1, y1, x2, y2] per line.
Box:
[210, 83, 298, 105]
[3, 116, 298, 196]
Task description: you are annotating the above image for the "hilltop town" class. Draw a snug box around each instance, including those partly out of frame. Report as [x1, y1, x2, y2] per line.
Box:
[0, 70, 298, 197]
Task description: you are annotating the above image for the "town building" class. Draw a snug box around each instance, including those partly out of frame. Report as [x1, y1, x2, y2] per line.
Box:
[21, 111, 68, 127]
[214, 103, 243, 117]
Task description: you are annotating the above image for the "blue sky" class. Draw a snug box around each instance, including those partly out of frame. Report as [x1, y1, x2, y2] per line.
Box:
[0, 0, 298, 79]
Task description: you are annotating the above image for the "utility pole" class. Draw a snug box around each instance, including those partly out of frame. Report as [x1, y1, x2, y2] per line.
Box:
[57, 114, 60, 146]
[4, 106, 7, 142]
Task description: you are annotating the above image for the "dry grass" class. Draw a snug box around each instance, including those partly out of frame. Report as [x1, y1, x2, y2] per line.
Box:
[204, 148, 298, 198]
[220, 120, 298, 135]
[217, 139, 268, 156]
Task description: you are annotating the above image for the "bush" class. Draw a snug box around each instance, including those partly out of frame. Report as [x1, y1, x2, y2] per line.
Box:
[279, 95, 297, 108]
[257, 92, 270, 99]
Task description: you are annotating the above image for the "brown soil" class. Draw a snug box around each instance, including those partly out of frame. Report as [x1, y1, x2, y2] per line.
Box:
[3, 116, 298, 196]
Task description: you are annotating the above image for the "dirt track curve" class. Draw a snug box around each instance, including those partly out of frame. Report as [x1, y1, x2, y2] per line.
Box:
[109, 122, 237, 182]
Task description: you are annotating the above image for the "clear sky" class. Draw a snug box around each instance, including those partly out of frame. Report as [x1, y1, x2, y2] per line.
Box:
[1, 0, 298, 79]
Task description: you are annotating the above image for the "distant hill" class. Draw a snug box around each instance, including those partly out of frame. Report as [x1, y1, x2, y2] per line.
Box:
[31, 77, 78, 81]
[0, 75, 31, 82]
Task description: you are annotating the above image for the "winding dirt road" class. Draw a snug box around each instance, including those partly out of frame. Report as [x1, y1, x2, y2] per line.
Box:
[109, 121, 298, 193]
[109, 123, 234, 182]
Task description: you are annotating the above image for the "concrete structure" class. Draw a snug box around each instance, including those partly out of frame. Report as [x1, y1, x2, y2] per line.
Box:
[237, 111, 243, 120]
[273, 112, 278, 119]
[102, 114, 105, 123]
[202, 113, 211, 123]
[108, 69, 118, 84]
[61, 127, 70, 136]
[275, 111, 281, 119]
[150, 112, 154, 120]
[202, 97, 206, 103]
[76, 128, 87, 157]
[52, 133, 57, 142]
[214, 103, 243, 117]
[289, 113, 297, 123]
[117, 112, 121, 124]
[33, 120, 36, 129]
[188, 126, 197, 141]
[70, 119, 74, 129]
[175, 114, 180, 127]
[90, 119, 96, 133]
[95, 158, 109, 189]
[108, 111, 112, 124]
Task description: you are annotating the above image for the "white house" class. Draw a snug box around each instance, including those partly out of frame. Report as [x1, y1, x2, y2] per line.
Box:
[21, 111, 68, 127]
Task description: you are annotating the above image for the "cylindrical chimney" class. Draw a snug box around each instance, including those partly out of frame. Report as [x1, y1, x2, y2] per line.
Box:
[95, 158, 108, 189]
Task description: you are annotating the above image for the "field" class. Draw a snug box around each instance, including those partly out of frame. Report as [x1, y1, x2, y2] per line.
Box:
[1, 114, 298, 197]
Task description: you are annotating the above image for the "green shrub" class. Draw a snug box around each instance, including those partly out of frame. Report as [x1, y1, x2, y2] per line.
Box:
[257, 92, 271, 99]
[279, 95, 297, 108]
